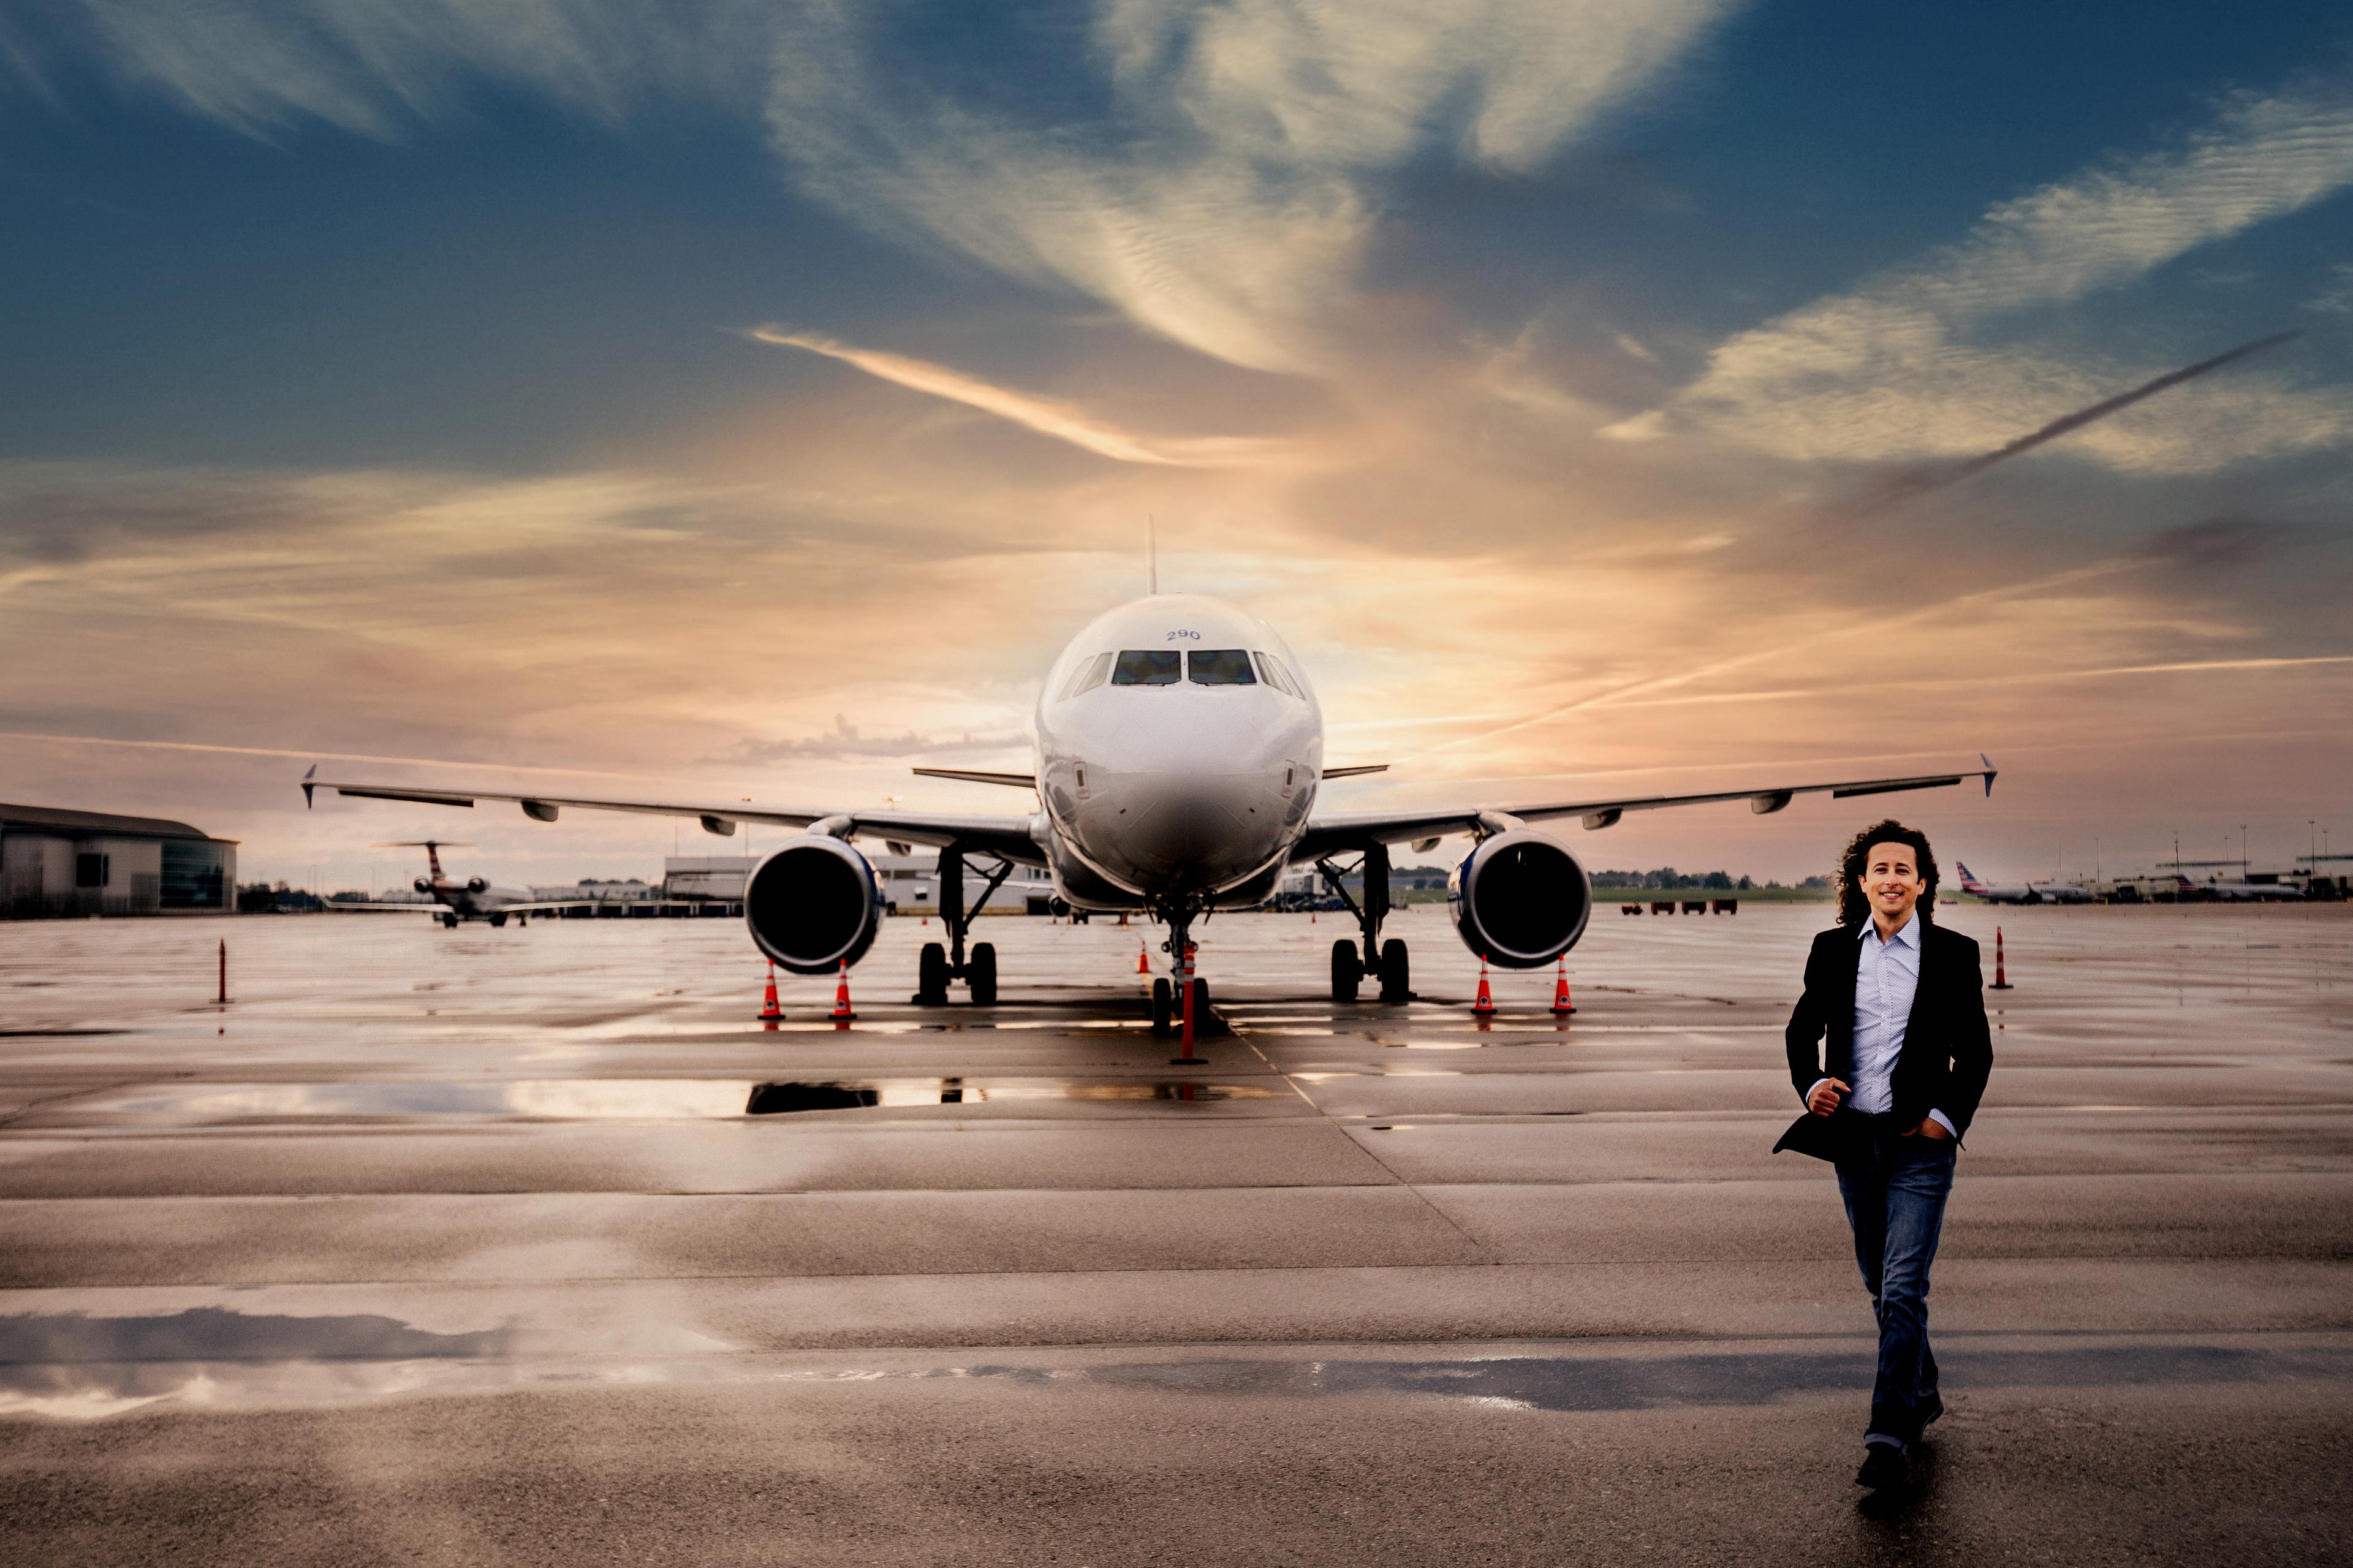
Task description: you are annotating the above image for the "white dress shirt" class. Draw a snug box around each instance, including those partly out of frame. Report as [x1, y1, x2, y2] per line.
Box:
[1811, 911, 1955, 1139]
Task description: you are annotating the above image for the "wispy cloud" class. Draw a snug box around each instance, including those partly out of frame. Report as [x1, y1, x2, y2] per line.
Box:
[1592, 653, 2353, 711]
[1627, 78, 2353, 472]
[10, 0, 770, 137]
[761, 0, 1736, 371]
[1396, 560, 2152, 762]
[721, 714, 1028, 765]
[0, 732, 657, 777]
[749, 327, 1288, 467]
[17, 2, 1737, 375]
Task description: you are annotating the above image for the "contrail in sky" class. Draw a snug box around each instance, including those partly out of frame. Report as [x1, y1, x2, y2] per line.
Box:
[749, 326, 1290, 468]
[1393, 559, 2143, 763]
[1841, 330, 2302, 518]
[1589, 653, 2353, 711]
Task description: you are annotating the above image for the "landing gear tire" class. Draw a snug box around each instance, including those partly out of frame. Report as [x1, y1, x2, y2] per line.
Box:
[1378, 939, 1411, 1003]
[1188, 977, 1210, 1018]
[441, 912, 458, 929]
[1330, 939, 1362, 1002]
[489, 912, 507, 928]
[1150, 977, 1172, 1034]
[915, 942, 950, 1005]
[968, 942, 999, 1006]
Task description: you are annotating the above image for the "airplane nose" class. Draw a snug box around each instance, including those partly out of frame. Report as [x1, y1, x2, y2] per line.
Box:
[1115, 773, 1279, 887]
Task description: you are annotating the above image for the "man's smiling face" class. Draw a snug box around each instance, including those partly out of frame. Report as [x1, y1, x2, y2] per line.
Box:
[1865, 841, 1926, 928]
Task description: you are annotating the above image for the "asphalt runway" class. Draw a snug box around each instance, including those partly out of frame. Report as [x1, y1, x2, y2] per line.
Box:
[2, 901, 2348, 1564]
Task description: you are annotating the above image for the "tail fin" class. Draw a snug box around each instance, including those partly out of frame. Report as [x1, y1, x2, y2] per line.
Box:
[1955, 861, 1984, 889]
[424, 842, 445, 881]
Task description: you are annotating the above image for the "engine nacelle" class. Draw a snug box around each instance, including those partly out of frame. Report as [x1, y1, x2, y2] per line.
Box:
[745, 837, 885, 975]
[1448, 830, 1592, 969]
[466, 876, 488, 894]
[413, 876, 433, 895]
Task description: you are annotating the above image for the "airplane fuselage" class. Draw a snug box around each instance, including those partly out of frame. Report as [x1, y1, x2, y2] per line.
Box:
[1033, 594, 1324, 911]
[423, 878, 539, 920]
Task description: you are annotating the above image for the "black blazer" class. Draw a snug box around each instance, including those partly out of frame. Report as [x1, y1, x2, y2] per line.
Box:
[1774, 917, 1993, 1161]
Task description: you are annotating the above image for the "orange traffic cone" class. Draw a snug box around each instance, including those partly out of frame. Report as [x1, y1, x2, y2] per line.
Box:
[1550, 956, 1575, 1016]
[1309, 909, 1316, 923]
[1471, 955, 1495, 1015]
[830, 960, 856, 1021]
[1990, 925, 2013, 990]
[757, 962, 782, 1022]
[1137, 941, 1151, 975]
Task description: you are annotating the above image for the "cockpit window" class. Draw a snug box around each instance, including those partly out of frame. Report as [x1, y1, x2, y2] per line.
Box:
[1111, 650, 1181, 686]
[1058, 651, 1115, 700]
[1187, 649, 1257, 685]
[1253, 652, 1300, 697]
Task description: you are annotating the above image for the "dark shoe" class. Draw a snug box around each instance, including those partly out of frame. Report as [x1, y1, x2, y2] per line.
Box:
[1855, 1444, 1909, 1490]
[1919, 1391, 1944, 1428]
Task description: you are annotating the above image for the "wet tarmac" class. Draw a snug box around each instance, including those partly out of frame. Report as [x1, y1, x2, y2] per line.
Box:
[2, 903, 2349, 1564]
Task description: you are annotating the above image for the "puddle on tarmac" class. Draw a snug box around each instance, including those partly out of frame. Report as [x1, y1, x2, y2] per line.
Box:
[0, 1308, 516, 1419]
[8, 1314, 2343, 1422]
[51, 1076, 1284, 1124]
[802, 1343, 2353, 1410]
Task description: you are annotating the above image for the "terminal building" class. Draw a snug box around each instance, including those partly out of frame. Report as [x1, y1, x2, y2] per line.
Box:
[0, 803, 238, 919]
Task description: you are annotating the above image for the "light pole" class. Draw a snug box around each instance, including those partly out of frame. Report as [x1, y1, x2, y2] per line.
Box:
[2239, 825, 2248, 877]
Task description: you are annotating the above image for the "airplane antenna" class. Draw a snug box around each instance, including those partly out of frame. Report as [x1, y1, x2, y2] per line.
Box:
[1147, 515, 1158, 595]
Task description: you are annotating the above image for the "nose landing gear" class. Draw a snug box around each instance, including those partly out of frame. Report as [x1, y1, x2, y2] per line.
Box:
[1318, 844, 1412, 1004]
[913, 847, 1014, 1006]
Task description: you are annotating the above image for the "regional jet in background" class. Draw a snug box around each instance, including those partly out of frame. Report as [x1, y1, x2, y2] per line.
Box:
[305, 594, 1995, 1025]
[1955, 860, 2096, 905]
[320, 839, 575, 928]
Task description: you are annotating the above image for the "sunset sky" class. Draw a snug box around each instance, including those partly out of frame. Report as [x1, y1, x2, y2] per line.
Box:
[4, 1, 2349, 892]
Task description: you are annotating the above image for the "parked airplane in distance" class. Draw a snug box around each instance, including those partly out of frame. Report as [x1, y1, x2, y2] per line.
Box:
[306, 594, 1995, 1021]
[1955, 861, 2096, 904]
[2179, 873, 2305, 902]
[322, 839, 575, 928]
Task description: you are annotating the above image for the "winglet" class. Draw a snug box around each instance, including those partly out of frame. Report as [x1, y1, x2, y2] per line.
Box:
[302, 764, 316, 808]
[1980, 753, 1996, 798]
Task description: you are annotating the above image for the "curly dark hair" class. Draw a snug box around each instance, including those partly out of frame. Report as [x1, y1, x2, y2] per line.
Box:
[1835, 818, 1939, 928]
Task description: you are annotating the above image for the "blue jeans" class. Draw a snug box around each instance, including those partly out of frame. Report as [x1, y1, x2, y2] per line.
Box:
[1835, 1127, 1957, 1447]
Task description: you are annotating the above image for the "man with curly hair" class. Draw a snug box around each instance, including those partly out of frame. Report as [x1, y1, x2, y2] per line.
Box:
[1776, 817, 1993, 1491]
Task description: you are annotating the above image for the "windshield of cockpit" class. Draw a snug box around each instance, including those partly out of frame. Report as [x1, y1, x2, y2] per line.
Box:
[1064, 648, 1300, 697]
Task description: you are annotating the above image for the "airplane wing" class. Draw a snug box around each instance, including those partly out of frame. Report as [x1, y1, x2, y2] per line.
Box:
[303, 773, 1046, 866]
[319, 900, 444, 914]
[1294, 761, 1997, 863]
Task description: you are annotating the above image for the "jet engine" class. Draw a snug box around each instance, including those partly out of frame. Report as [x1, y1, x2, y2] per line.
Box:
[1447, 830, 1592, 969]
[413, 876, 433, 894]
[745, 837, 885, 974]
[466, 876, 488, 894]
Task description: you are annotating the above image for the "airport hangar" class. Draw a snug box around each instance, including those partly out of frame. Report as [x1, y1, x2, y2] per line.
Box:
[0, 803, 237, 920]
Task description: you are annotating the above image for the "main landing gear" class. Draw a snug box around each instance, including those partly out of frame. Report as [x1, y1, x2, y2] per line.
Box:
[914, 847, 1014, 1006]
[1319, 843, 1412, 1004]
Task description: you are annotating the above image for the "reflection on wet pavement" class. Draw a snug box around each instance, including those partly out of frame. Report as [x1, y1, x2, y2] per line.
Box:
[37, 1077, 1288, 1125]
[0, 1308, 516, 1419]
[7, 1306, 2342, 1423]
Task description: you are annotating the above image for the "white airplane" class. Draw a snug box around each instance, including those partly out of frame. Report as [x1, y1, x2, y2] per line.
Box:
[305, 594, 1995, 1025]
[321, 839, 576, 928]
[1955, 860, 2096, 905]
[2180, 873, 2305, 903]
